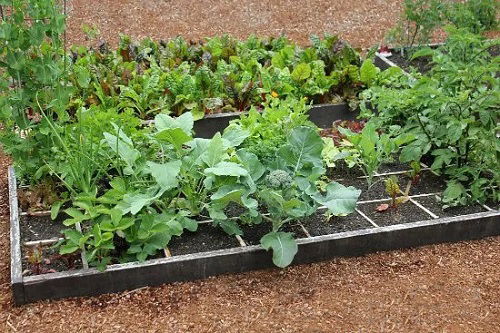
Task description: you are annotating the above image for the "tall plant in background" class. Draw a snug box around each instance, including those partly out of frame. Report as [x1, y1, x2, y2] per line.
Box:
[0, 0, 69, 181]
[386, 0, 445, 54]
[446, 0, 498, 33]
[386, 0, 498, 54]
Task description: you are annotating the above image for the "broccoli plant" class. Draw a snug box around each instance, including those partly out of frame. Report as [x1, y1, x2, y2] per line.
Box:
[266, 170, 293, 189]
[248, 126, 361, 267]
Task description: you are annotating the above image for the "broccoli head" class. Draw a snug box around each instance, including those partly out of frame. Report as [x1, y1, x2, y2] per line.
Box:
[266, 170, 293, 189]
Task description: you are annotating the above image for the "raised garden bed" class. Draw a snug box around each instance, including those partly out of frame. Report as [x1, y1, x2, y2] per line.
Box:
[374, 43, 443, 73]
[374, 42, 499, 74]
[191, 103, 355, 138]
[10, 164, 500, 305]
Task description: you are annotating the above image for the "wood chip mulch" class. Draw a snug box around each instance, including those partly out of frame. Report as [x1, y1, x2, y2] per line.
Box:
[65, 0, 404, 48]
[1, 1, 500, 331]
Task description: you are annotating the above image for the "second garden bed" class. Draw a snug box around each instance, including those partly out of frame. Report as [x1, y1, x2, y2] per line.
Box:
[10, 165, 500, 305]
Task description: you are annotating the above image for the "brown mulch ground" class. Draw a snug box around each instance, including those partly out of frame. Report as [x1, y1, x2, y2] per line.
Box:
[1, 1, 500, 332]
[65, 0, 403, 48]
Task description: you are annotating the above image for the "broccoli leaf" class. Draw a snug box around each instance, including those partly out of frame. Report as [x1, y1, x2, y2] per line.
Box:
[260, 231, 298, 268]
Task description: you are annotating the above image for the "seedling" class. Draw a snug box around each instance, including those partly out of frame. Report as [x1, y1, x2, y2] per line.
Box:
[377, 176, 411, 212]
[407, 161, 422, 185]
[25, 245, 56, 275]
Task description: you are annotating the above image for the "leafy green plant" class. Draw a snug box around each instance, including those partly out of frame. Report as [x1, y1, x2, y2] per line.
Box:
[0, 0, 69, 182]
[386, 0, 498, 55]
[386, 0, 445, 55]
[445, 0, 498, 33]
[384, 175, 410, 208]
[362, 28, 499, 206]
[234, 97, 312, 162]
[338, 121, 414, 185]
[253, 126, 361, 267]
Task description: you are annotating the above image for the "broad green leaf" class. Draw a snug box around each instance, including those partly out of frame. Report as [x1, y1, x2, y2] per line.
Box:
[155, 112, 194, 134]
[155, 127, 192, 149]
[59, 244, 79, 255]
[222, 124, 250, 147]
[410, 47, 434, 60]
[214, 219, 243, 236]
[442, 181, 466, 205]
[279, 126, 323, 173]
[179, 216, 198, 232]
[103, 131, 140, 169]
[147, 160, 182, 190]
[211, 184, 245, 202]
[291, 63, 311, 81]
[313, 182, 361, 216]
[166, 219, 183, 236]
[431, 149, 456, 170]
[63, 229, 84, 245]
[119, 190, 163, 215]
[260, 231, 298, 268]
[63, 208, 87, 226]
[201, 133, 225, 167]
[110, 178, 127, 192]
[360, 59, 379, 85]
[399, 145, 422, 163]
[237, 149, 265, 181]
[205, 161, 249, 177]
[75, 66, 91, 88]
[51, 201, 63, 220]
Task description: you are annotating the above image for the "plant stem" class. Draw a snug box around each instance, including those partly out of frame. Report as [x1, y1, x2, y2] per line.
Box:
[63, 0, 67, 75]
[415, 111, 433, 145]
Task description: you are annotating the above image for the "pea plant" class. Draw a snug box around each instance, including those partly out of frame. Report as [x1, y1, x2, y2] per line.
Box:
[0, 0, 68, 181]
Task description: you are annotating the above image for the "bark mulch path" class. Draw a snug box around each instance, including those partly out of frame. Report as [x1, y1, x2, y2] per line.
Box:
[65, 0, 403, 48]
[1, 150, 499, 332]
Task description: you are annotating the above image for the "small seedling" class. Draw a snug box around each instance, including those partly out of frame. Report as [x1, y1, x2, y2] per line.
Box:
[407, 161, 422, 184]
[376, 176, 412, 212]
[25, 245, 56, 275]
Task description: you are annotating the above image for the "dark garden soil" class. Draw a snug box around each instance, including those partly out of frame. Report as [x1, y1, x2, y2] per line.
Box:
[414, 195, 488, 218]
[342, 177, 387, 201]
[283, 223, 308, 239]
[358, 201, 433, 227]
[404, 171, 446, 195]
[20, 215, 65, 242]
[301, 211, 373, 236]
[485, 198, 499, 211]
[386, 52, 433, 74]
[21, 246, 82, 276]
[239, 222, 308, 246]
[239, 223, 272, 246]
[488, 44, 500, 57]
[168, 223, 240, 256]
[326, 162, 364, 180]
[377, 161, 413, 174]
